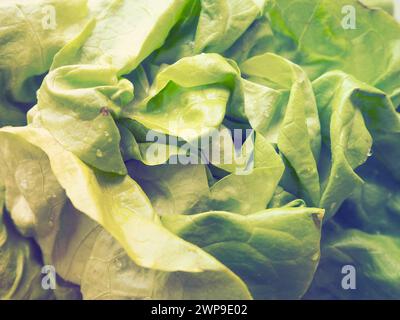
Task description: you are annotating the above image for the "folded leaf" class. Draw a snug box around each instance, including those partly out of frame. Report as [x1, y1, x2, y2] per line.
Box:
[0, 131, 66, 264]
[266, 0, 400, 95]
[125, 54, 238, 141]
[80, 228, 251, 300]
[163, 207, 324, 299]
[306, 227, 400, 299]
[127, 161, 210, 216]
[37, 65, 132, 174]
[313, 71, 400, 218]
[0, 182, 53, 300]
[0, 0, 89, 102]
[35, 0, 190, 173]
[0, 126, 252, 298]
[194, 0, 267, 53]
[52, 0, 189, 74]
[190, 134, 285, 214]
[334, 157, 400, 237]
[242, 53, 321, 206]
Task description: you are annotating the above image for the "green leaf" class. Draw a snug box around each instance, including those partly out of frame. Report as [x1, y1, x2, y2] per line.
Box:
[0, 126, 252, 299]
[118, 121, 187, 165]
[125, 54, 238, 142]
[127, 161, 210, 216]
[362, 0, 396, 15]
[306, 227, 400, 299]
[0, 99, 26, 127]
[374, 130, 400, 181]
[0, 0, 89, 102]
[153, 0, 267, 63]
[163, 207, 324, 299]
[267, 0, 400, 95]
[37, 65, 131, 174]
[190, 134, 285, 214]
[267, 187, 300, 209]
[35, 0, 190, 174]
[51, 201, 102, 285]
[51, 0, 190, 74]
[194, 0, 267, 53]
[334, 157, 400, 237]
[0, 131, 66, 264]
[0, 182, 53, 300]
[241, 53, 321, 206]
[80, 228, 251, 300]
[313, 71, 400, 218]
[126, 131, 285, 216]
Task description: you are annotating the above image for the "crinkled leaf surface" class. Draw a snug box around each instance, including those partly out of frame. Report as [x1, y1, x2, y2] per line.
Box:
[163, 207, 324, 299]
[313, 71, 400, 218]
[0, 126, 252, 299]
[267, 0, 400, 95]
[306, 227, 400, 299]
[0, 0, 89, 102]
[241, 53, 321, 206]
[0, 182, 53, 300]
[35, 0, 190, 173]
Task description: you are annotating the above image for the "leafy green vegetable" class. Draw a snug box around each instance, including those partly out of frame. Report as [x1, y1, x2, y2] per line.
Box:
[37, 65, 131, 174]
[163, 207, 323, 299]
[0, 181, 52, 299]
[266, 0, 400, 95]
[127, 54, 234, 142]
[305, 227, 400, 299]
[0, 0, 90, 129]
[314, 71, 400, 218]
[194, 0, 267, 53]
[1, 0, 399, 301]
[0, 0, 89, 102]
[306, 155, 400, 299]
[0, 127, 252, 299]
[35, 0, 190, 174]
[241, 53, 321, 206]
[80, 228, 250, 300]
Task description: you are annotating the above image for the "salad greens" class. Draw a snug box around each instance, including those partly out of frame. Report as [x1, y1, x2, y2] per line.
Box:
[0, 0, 399, 299]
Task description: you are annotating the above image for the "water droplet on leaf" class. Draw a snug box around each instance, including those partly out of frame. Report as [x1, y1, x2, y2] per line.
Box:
[20, 179, 29, 190]
[114, 259, 123, 270]
[96, 149, 103, 158]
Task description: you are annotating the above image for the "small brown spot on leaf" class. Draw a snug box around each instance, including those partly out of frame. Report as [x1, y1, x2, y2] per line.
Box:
[312, 213, 322, 229]
[100, 107, 110, 116]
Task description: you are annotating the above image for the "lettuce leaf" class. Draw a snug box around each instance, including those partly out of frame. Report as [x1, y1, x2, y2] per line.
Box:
[306, 227, 400, 299]
[0, 181, 53, 300]
[0, 126, 252, 299]
[163, 207, 323, 299]
[35, 0, 190, 174]
[1, 0, 399, 301]
[266, 0, 400, 95]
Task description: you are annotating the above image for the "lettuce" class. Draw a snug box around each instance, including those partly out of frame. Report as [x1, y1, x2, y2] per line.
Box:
[0, 0, 90, 127]
[0, 0, 399, 300]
